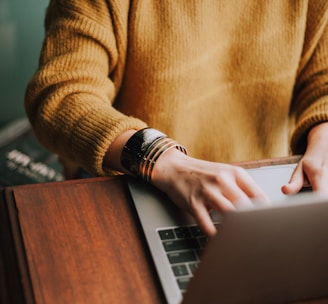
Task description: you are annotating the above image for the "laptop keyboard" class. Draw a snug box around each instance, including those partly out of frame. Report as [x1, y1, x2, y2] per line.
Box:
[158, 224, 220, 292]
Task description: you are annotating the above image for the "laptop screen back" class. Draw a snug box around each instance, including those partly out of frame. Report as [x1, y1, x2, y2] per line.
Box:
[182, 194, 328, 304]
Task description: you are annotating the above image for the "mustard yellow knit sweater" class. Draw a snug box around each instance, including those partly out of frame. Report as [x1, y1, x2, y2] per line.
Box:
[25, 1, 328, 176]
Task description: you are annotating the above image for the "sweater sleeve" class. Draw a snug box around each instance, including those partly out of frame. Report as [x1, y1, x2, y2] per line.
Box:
[24, 0, 147, 176]
[291, 3, 328, 154]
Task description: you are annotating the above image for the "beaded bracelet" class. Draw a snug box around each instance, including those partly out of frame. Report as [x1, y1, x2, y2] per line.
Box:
[121, 128, 188, 182]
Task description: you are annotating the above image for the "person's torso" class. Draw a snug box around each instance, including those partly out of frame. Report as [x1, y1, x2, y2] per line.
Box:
[115, 1, 307, 162]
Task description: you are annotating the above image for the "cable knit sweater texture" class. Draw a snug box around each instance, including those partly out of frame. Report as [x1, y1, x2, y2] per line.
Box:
[25, 1, 328, 176]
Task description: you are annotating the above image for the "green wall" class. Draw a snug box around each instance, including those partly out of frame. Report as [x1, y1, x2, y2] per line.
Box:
[0, 0, 48, 126]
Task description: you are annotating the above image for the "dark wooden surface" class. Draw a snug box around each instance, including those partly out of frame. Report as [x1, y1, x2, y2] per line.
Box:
[1, 176, 164, 304]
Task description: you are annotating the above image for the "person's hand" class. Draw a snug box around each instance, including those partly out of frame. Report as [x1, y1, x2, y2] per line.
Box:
[151, 149, 270, 237]
[104, 129, 269, 237]
[282, 122, 328, 195]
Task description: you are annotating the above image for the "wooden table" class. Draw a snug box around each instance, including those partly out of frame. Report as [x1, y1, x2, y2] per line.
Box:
[0, 156, 327, 304]
[0, 176, 164, 303]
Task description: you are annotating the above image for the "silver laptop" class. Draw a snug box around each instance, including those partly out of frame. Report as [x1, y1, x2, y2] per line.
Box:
[127, 163, 328, 303]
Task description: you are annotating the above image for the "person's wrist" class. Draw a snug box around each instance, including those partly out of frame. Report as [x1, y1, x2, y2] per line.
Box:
[120, 128, 188, 182]
[307, 122, 328, 147]
[151, 147, 189, 187]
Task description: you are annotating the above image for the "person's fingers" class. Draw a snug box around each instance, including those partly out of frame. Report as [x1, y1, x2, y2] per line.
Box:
[188, 185, 238, 236]
[191, 203, 218, 237]
[200, 178, 252, 210]
[282, 162, 305, 195]
[200, 167, 269, 211]
[236, 169, 271, 205]
[219, 183, 254, 209]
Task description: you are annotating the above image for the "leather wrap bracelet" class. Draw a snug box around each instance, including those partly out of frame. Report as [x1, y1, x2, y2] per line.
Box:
[121, 128, 188, 182]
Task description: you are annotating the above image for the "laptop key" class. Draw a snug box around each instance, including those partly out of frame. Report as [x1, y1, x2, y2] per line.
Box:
[188, 262, 199, 274]
[198, 236, 208, 248]
[163, 238, 200, 252]
[172, 264, 189, 277]
[190, 226, 205, 237]
[158, 229, 175, 240]
[174, 227, 191, 238]
[167, 250, 198, 264]
[177, 277, 191, 291]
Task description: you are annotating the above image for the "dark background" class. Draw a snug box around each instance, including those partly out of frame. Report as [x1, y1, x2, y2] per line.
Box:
[0, 0, 48, 126]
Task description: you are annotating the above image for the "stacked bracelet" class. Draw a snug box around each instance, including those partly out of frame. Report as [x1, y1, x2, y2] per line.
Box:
[121, 128, 188, 182]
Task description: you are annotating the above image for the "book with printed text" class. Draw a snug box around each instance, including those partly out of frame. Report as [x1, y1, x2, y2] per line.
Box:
[0, 118, 64, 186]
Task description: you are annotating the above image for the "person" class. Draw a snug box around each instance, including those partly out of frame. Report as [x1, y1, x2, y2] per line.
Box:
[25, 1, 328, 236]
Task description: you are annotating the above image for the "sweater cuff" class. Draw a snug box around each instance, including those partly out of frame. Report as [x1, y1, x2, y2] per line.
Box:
[291, 97, 328, 154]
